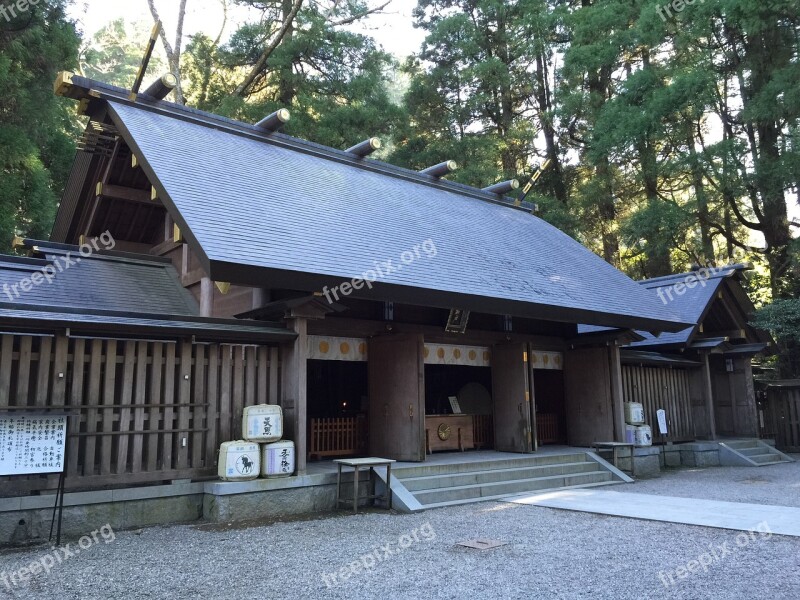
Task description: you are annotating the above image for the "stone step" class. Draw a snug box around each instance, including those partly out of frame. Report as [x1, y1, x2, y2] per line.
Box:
[413, 471, 614, 505]
[750, 453, 785, 464]
[722, 440, 762, 450]
[391, 452, 589, 479]
[399, 461, 600, 491]
[738, 446, 769, 456]
[418, 480, 627, 510]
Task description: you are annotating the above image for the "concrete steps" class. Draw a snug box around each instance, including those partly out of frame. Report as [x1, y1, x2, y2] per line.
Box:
[718, 439, 795, 467]
[384, 452, 631, 511]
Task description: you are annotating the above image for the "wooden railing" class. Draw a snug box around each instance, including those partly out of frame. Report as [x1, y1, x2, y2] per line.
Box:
[537, 413, 561, 445]
[472, 414, 494, 449]
[308, 415, 368, 460]
[0, 333, 280, 494]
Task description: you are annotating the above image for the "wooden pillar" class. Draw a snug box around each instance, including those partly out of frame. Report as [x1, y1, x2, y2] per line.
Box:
[281, 317, 308, 474]
[199, 277, 214, 317]
[608, 343, 626, 443]
[701, 353, 717, 440]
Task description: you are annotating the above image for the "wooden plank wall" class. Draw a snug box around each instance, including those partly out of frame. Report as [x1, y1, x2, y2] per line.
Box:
[621, 365, 695, 442]
[0, 333, 281, 494]
[767, 386, 800, 452]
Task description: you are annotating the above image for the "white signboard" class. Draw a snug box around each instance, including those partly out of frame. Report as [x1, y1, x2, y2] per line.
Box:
[656, 409, 668, 436]
[0, 414, 67, 476]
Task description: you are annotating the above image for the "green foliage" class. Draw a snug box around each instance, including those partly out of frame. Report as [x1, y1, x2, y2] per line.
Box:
[0, 0, 81, 249]
[79, 19, 164, 88]
[183, 1, 404, 148]
[390, 0, 549, 186]
[753, 300, 800, 342]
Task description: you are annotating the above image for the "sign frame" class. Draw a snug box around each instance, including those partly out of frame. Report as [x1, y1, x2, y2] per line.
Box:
[0, 410, 72, 545]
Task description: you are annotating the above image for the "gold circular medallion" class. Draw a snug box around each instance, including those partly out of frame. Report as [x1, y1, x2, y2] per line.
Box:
[437, 423, 451, 441]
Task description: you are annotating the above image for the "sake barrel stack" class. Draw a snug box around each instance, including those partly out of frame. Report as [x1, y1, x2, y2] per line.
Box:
[218, 441, 260, 481]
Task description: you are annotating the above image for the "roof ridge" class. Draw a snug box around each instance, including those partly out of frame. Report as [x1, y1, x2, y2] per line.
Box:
[638, 264, 747, 286]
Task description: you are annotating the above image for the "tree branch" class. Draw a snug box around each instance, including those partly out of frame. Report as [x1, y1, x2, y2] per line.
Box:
[233, 0, 304, 98]
[329, 0, 392, 27]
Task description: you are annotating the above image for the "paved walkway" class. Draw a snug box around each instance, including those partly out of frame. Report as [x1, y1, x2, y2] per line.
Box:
[507, 489, 800, 537]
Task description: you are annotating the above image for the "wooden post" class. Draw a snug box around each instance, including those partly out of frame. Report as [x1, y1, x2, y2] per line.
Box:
[282, 317, 308, 474]
[701, 353, 717, 440]
[200, 277, 214, 317]
[608, 343, 626, 443]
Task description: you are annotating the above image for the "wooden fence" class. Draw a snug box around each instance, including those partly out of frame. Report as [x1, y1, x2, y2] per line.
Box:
[0, 333, 281, 494]
[472, 414, 493, 449]
[308, 415, 367, 460]
[766, 385, 800, 452]
[622, 365, 695, 442]
[536, 413, 561, 445]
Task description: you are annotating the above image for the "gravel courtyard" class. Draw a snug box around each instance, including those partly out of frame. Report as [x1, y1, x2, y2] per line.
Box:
[2, 461, 799, 600]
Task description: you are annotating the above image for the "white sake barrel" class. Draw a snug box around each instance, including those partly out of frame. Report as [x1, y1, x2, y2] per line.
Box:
[242, 404, 283, 443]
[625, 424, 637, 445]
[634, 425, 653, 447]
[218, 441, 260, 481]
[261, 440, 295, 478]
[624, 402, 645, 425]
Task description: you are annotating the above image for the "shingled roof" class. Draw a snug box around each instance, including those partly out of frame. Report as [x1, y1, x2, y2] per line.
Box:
[0, 240, 294, 343]
[0, 242, 197, 316]
[580, 265, 771, 351]
[53, 75, 690, 332]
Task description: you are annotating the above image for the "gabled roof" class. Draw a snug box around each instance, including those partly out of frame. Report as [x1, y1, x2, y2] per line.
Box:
[0, 240, 294, 343]
[0, 240, 198, 316]
[579, 264, 771, 351]
[51, 75, 689, 333]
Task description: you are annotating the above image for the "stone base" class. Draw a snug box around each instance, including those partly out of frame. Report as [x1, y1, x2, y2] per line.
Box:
[0, 471, 378, 545]
[661, 445, 682, 468]
[0, 494, 203, 545]
[610, 446, 662, 479]
[679, 442, 721, 467]
[204, 481, 372, 522]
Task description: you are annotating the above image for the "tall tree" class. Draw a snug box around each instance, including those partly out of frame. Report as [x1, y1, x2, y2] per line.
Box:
[0, 0, 80, 249]
[147, 0, 191, 103]
[181, 0, 403, 147]
[392, 0, 567, 194]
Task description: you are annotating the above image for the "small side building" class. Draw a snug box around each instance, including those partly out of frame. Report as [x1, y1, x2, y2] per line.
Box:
[618, 266, 772, 441]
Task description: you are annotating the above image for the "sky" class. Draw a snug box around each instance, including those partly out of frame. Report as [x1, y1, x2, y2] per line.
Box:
[67, 0, 426, 59]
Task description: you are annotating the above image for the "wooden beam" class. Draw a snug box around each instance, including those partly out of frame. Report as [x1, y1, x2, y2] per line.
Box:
[701, 353, 717, 440]
[81, 139, 121, 238]
[96, 183, 152, 205]
[420, 160, 458, 178]
[346, 138, 381, 158]
[143, 73, 178, 100]
[129, 21, 162, 101]
[698, 329, 745, 340]
[256, 109, 290, 131]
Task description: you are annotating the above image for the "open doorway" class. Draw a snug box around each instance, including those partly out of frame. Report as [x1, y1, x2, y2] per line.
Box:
[307, 359, 368, 460]
[424, 364, 493, 452]
[533, 369, 567, 445]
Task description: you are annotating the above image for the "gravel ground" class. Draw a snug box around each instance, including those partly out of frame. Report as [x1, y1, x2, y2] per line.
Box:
[628, 454, 800, 507]
[2, 462, 799, 600]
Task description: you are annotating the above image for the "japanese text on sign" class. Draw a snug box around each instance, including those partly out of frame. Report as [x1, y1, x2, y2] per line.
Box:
[0, 414, 67, 476]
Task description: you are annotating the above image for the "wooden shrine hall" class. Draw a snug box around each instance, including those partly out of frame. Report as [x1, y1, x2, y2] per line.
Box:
[5, 70, 736, 502]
